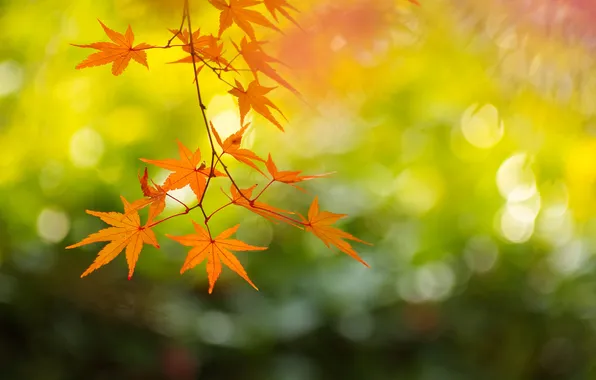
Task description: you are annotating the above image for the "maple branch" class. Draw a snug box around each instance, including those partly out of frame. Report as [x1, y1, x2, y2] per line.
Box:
[197, 150, 216, 208]
[165, 4, 188, 48]
[181, 0, 266, 210]
[153, 0, 305, 239]
[198, 204, 212, 236]
[183, 0, 226, 227]
[184, 0, 215, 149]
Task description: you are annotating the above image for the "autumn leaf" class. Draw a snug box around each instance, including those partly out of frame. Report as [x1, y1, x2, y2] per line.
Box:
[72, 20, 152, 76]
[233, 37, 299, 95]
[263, 0, 300, 28]
[211, 122, 267, 175]
[128, 168, 168, 223]
[199, 35, 234, 69]
[170, 28, 212, 54]
[301, 197, 371, 267]
[229, 79, 286, 131]
[167, 222, 266, 293]
[208, 0, 281, 41]
[266, 154, 333, 191]
[66, 196, 160, 279]
[140, 141, 226, 202]
[228, 184, 300, 227]
[168, 28, 233, 74]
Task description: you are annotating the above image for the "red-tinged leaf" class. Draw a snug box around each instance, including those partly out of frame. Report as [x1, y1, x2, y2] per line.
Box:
[140, 141, 226, 202]
[233, 37, 299, 95]
[127, 168, 168, 223]
[208, 0, 281, 41]
[66, 196, 159, 279]
[211, 122, 267, 175]
[263, 0, 301, 28]
[72, 20, 152, 76]
[228, 185, 301, 227]
[301, 197, 371, 267]
[266, 154, 334, 191]
[229, 79, 286, 131]
[167, 221, 266, 293]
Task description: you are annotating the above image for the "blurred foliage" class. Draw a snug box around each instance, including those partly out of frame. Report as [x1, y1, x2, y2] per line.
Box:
[1, 0, 596, 379]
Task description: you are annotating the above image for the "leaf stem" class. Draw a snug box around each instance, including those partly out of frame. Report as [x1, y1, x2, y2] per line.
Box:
[166, 7, 188, 48]
[139, 44, 187, 50]
[206, 201, 233, 221]
[147, 204, 199, 228]
[166, 193, 190, 211]
[252, 179, 274, 201]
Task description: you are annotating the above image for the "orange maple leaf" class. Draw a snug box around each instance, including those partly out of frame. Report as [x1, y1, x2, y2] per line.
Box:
[263, 0, 300, 28]
[266, 154, 333, 190]
[229, 79, 286, 131]
[170, 28, 212, 53]
[140, 141, 226, 202]
[211, 122, 267, 175]
[301, 197, 371, 267]
[233, 37, 299, 95]
[66, 196, 160, 279]
[168, 29, 233, 74]
[208, 0, 281, 41]
[72, 20, 152, 76]
[167, 222, 266, 293]
[228, 184, 300, 227]
[128, 168, 168, 224]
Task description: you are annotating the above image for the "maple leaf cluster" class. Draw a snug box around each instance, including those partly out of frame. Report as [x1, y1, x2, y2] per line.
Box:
[66, 0, 397, 293]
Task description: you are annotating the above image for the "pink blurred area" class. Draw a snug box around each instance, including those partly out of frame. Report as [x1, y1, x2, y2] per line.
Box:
[275, 0, 411, 92]
[491, 0, 596, 49]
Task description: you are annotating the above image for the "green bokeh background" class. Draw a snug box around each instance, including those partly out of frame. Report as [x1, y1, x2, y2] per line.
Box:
[2, 0, 596, 379]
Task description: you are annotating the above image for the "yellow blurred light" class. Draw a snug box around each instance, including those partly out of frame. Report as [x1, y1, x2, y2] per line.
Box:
[460, 103, 504, 149]
[548, 240, 589, 276]
[566, 138, 596, 220]
[496, 153, 537, 202]
[394, 167, 443, 216]
[535, 181, 574, 247]
[537, 210, 574, 248]
[208, 95, 255, 147]
[69, 127, 104, 168]
[0, 60, 23, 97]
[498, 204, 535, 243]
[539, 181, 569, 217]
[36, 208, 70, 243]
[104, 107, 147, 144]
[151, 169, 196, 211]
[507, 191, 541, 222]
